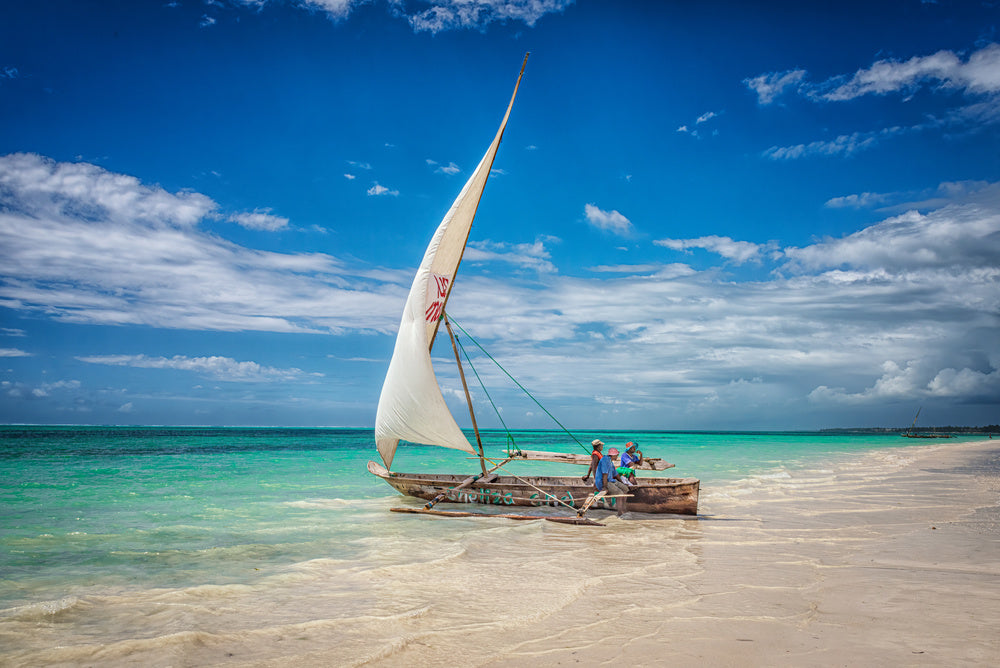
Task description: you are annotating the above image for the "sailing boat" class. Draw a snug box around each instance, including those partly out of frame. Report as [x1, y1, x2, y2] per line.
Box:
[901, 408, 954, 438]
[367, 55, 700, 518]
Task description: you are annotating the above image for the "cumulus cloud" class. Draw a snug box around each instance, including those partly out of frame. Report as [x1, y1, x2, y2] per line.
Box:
[465, 239, 556, 272]
[810, 359, 1000, 404]
[763, 126, 908, 160]
[428, 159, 461, 175]
[229, 208, 290, 231]
[821, 43, 1000, 101]
[751, 43, 1000, 161]
[3, 153, 998, 427]
[78, 354, 316, 382]
[367, 182, 399, 196]
[749, 43, 1000, 106]
[655, 235, 776, 264]
[276, 0, 573, 33]
[401, 0, 575, 33]
[0, 153, 404, 334]
[301, 0, 354, 20]
[782, 197, 1000, 272]
[584, 203, 633, 236]
[0, 152, 216, 226]
[745, 69, 807, 105]
[825, 192, 891, 209]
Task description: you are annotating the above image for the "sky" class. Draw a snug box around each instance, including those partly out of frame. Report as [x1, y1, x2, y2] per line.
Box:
[1, 0, 998, 431]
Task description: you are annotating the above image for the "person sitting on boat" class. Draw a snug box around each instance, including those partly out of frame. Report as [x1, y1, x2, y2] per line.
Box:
[582, 439, 603, 482]
[620, 441, 643, 469]
[595, 446, 629, 516]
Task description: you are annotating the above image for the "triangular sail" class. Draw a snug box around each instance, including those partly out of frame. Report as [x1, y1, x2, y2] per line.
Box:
[374, 55, 528, 469]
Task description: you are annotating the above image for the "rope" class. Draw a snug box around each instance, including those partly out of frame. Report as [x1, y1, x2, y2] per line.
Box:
[447, 315, 590, 455]
[452, 330, 519, 454]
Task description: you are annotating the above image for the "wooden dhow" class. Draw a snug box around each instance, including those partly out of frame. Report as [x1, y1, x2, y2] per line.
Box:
[369, 54, 700, 521]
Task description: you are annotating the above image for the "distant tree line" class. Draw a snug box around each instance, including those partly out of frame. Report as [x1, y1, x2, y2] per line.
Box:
[821, 425, 999, 434]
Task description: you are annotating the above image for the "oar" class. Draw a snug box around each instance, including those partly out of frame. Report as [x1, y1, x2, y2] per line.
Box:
[391, 506, 604, 526]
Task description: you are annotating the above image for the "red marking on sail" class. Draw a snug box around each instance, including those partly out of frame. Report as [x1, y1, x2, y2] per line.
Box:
[425, 274, 449, 323]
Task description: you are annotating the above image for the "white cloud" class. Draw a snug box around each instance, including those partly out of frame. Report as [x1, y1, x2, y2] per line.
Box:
[763, 127, 907, 160]
[436, 161, 461, 175]
[401, 0, 575, 34]
[367, 182, 399, 196]
[810, 359, 1000, 404]
[301, 0, 354, 20]
[0, 153, 405, 334]
[655, 235, 775, 264]
[747, 44, 1000, 106]
[0, 153, 216, 226]
[344, 173, 356, 180]
[696, 111, 719, 124]
[0, 348, 31, 357]
[229, 208, 289, 231]
[782, 195, 1000, 272]
[745, 69, 807, 105]
[584, 203, 633, 236]
[825, 192, 891, 209]
[750, 43, 1000, 161]
[4, 153, 998, 426]
[465, 239, 556, 272]
[78, 354, 317, 382]
[821, 43, 1000, 101]
[205, 0, 573, 34]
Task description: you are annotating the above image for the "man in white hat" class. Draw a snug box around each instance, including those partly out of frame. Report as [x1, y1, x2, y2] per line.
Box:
[582, 439, 603, 482]
[594, 445, 629, 516]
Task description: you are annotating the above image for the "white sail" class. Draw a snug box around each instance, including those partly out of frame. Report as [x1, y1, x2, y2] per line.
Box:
[374, 55, 528, 469]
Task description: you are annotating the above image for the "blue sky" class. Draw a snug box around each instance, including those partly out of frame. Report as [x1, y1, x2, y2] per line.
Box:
[1, 0, 998, 430]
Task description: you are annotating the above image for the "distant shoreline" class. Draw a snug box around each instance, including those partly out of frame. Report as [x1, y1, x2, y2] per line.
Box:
[1, 424, 998, 434]
[820, 425, 999, 434]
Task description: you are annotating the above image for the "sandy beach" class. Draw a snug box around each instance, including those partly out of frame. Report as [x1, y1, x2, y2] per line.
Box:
[3, 438, 997, 667]
[479, 439, 1000, 668]
[365, 439, 1000, 667]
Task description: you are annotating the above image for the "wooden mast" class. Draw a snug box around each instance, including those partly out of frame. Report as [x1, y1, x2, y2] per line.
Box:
[444, 314, 488, 475]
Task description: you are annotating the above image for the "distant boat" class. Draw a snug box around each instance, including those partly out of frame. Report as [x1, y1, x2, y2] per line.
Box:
[901, 408, 955, 439]
[368, 55, 699, 521]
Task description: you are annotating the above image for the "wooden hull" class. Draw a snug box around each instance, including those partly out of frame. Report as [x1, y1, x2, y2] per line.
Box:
[368, 461, 699, 515]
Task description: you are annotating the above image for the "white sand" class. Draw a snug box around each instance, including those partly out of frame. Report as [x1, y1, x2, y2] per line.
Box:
[475, 439, 1000, 667]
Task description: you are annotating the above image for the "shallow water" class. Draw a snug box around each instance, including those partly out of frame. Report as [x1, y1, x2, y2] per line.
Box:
[1, 427, 994, 666]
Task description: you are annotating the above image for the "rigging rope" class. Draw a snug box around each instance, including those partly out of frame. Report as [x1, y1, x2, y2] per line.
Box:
[452, 332, 518, 454]
[447, 315, 590, 455]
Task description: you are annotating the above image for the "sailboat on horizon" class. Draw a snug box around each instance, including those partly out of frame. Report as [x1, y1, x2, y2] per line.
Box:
[367, 55, 700, 521]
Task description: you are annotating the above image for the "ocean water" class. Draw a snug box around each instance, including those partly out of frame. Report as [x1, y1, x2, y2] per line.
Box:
[0, 426, 989, 666]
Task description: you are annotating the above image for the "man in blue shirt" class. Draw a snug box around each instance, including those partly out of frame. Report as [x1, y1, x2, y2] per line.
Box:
[594, 447, 629, 516]
[620, 441, 643, 469]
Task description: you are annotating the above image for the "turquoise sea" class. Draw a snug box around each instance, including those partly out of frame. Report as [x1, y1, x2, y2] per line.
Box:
[0, 426, 989, 665]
